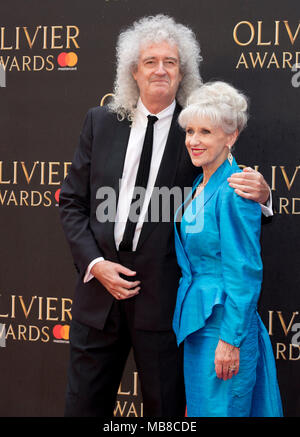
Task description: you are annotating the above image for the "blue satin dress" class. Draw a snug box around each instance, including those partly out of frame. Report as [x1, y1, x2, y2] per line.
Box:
[173, 157, 283, 417]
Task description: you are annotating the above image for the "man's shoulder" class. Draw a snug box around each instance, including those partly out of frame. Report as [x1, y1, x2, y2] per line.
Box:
[81, 105, 129, 135]
[88, 105, 117, 123]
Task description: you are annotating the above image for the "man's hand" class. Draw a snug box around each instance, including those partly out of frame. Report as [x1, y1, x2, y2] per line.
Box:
[91, 260, 141, 300]
[228, 167, 270, 204]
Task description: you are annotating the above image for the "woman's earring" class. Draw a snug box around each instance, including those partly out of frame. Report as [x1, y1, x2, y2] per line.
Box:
[227, 149, 233, 166]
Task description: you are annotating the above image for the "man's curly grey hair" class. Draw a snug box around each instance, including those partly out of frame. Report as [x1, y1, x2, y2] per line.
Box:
[108, 14, 203, 120]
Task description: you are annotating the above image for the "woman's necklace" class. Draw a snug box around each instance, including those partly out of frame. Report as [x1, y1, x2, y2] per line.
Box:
[200, 180, 208, 188]
[194, 179, 208, 198]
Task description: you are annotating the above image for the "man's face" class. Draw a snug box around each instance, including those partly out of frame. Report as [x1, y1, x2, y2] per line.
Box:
[132, 40, 182, 109]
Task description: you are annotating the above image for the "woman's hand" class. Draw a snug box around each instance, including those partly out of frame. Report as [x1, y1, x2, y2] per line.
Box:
[214, 339, 240, 380]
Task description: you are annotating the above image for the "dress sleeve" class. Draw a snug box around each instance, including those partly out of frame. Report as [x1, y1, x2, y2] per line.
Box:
[218, 185, 263, 348]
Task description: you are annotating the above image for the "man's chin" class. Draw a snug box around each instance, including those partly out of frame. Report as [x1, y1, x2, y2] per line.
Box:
[150, 82, 170, 91]
[149, 88, 173, 100]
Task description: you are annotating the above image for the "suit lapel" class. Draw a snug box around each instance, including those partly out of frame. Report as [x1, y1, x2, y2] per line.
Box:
[151, 103, 184, 190]
[202, 158, 237, 209]
[101, 117, 131, 258]
[185, 158, 237, 233]
[173, 179, 200, 277]
[101, 117, 131, 198]
[136, 103, 184, 250]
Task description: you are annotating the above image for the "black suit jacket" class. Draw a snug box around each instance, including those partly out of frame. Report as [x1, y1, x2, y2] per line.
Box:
[59, 103, 200, 331]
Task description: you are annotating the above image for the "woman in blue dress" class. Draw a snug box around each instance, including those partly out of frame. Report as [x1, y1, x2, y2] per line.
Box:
[173, 81, 283, 417]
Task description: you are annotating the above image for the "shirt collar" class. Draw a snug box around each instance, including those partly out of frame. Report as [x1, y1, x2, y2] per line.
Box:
[136, 98, 176, 124]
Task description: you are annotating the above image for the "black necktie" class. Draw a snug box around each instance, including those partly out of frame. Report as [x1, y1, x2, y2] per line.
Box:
[119, 114, 158, 251]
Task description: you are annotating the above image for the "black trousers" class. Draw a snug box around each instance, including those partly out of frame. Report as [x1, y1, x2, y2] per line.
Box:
[64, 298, 186, 417]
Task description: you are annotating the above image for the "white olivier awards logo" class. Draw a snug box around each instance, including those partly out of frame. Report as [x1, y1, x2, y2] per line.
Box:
[268, 310, 300, 360]
[0, 25, 79, 74]
[0, 160, 71, 207]
[233, 20, 300, 70]
[0, 293, 72, 345]
[115, 371, 143, 417]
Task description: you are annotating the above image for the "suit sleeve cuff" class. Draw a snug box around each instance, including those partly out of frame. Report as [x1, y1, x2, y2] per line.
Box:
[83, 257, 105, 283]
[260, 187, 273, 217]
[219, 331, 242, 348]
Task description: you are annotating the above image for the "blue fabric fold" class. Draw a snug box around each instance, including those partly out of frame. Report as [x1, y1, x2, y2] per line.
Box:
[250, 316, 283, 417]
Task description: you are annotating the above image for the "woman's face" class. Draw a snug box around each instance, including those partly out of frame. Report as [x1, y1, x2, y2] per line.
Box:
[185, 116, 236, 169]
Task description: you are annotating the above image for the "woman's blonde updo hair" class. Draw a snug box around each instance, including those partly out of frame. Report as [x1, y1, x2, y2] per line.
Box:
[178, 81, 249, 134]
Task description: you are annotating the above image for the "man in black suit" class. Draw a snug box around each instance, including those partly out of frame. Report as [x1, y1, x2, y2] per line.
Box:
[59, 15, 272, 417]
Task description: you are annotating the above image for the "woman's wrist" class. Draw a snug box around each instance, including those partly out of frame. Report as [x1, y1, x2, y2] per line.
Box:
[219, 338, 239, 351]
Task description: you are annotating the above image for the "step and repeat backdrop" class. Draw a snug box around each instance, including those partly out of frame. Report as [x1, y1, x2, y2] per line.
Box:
[0, 0, 299, 417]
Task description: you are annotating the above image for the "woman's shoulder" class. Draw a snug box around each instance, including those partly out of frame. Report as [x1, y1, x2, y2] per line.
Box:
[217, 167, 261, 217]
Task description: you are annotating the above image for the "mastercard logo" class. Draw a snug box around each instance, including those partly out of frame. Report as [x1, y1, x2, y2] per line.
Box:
[55, 189, 61, 204]
[57, 52, 78, 67]
[53, 324, 70, 340]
